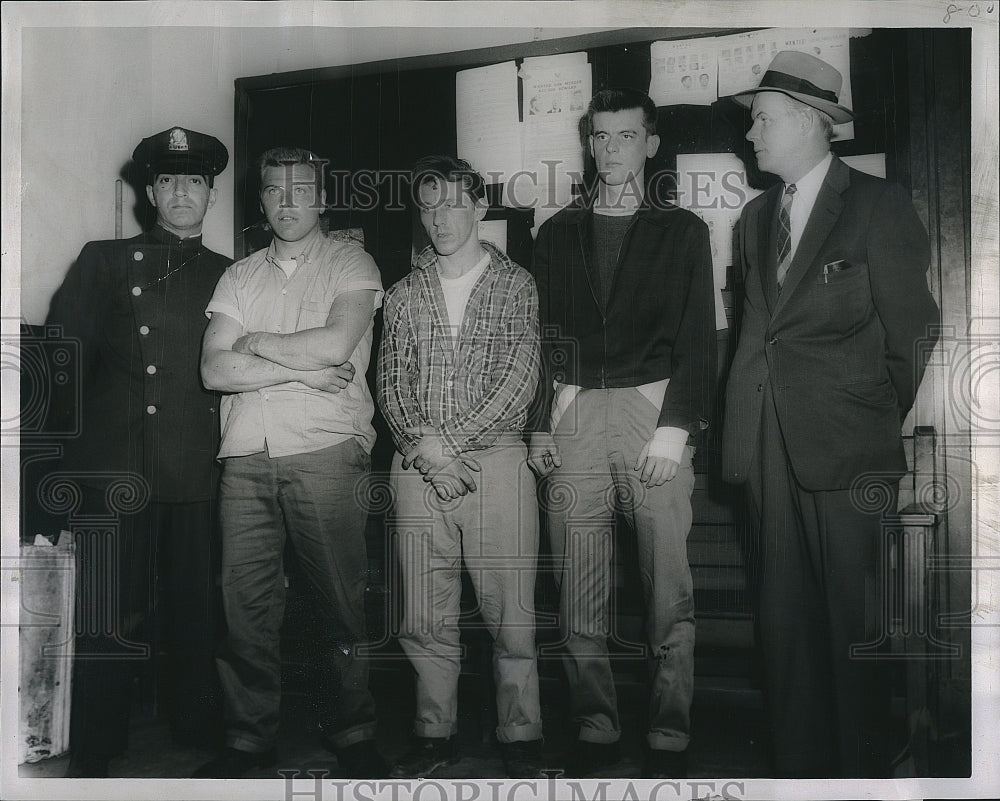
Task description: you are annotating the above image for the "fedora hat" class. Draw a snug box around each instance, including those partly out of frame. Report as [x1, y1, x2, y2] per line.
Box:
[731, 50, 855, 124]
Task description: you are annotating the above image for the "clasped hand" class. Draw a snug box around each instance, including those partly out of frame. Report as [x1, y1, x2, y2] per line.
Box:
[402, 425, 481, 501]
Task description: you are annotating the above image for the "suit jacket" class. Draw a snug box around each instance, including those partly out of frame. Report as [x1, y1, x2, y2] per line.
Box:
[46, 226, 231, 503]
[722, 156, 939, 491]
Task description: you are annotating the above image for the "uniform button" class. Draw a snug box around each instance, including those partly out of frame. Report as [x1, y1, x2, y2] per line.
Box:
[263, 395, 269, 402]
[133, 251, 143, 261]
[282, 289, 287, 295]
[139, 325, 150, 335]
[146, 405, 157, 415]
[209, 407, 215, 413]
[146, 364, 157, 375]
[132, 286, 142, 296]
[769, 336, 778, 345]
[757, 383, 763, 392]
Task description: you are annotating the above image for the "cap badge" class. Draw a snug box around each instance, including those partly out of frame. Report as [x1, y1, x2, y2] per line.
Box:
[167, 128, 189, 152]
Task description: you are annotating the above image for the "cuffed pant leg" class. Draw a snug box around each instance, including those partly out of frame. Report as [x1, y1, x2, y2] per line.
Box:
[278, 439, 378, 748]
[460, 441, 543, 744]
[391, 452, 463, 739]
[216, 453, 286, 753]
[547, 391, 620, 744]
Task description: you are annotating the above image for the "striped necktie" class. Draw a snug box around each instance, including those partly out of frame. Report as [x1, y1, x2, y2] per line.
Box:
[776, 183, 797, 289]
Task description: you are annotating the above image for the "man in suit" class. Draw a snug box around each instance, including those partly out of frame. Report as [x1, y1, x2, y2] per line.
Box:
[722, 52, 940, 777]
[46, 127, 231, 776]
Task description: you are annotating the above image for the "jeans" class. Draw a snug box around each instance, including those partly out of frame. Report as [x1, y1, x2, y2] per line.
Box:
[216, 438, 377, 751]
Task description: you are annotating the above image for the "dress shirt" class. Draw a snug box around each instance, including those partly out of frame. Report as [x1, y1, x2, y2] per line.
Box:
[786, 152, 833, 261]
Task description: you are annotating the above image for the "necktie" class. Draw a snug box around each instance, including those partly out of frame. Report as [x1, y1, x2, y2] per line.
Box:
[776, 183, 797, 289]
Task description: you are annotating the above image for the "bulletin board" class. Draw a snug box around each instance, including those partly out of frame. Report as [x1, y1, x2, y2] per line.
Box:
[233, 26, 913, 296]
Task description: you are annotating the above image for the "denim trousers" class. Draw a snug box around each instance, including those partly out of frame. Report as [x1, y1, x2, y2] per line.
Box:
[216, 438, 377, 752]
[546, 388, 696, 752]
[390, 435, 543, 744]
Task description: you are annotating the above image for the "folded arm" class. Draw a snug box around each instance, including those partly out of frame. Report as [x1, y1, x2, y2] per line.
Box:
[234, 289, 377, 370]
[201, 311, 353, 393]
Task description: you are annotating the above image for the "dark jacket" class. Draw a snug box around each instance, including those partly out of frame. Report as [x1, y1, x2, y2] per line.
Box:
[721, 156, 940, 490]
[530, 194, 716, 436]
[46, 225, 231, 503]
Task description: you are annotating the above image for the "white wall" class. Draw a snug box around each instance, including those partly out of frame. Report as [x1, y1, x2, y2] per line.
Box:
[17, 23, 614, 324]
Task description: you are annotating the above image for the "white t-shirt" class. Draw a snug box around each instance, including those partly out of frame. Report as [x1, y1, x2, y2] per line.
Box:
[437, 252, 490, 342]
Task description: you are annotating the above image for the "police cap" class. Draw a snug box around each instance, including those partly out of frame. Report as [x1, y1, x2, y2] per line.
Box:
[132, 126, 229, 180]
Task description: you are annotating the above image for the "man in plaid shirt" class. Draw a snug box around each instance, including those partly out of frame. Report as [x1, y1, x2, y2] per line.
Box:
[377, 156, 544, 778]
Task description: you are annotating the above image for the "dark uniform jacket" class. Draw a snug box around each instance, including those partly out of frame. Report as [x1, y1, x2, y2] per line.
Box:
[46, 225, 231, 503]
[530, 194, 717, 437]
[721, 157, 940, 490]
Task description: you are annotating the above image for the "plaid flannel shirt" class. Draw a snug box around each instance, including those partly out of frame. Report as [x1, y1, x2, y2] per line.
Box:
[377, 241, 540, 457]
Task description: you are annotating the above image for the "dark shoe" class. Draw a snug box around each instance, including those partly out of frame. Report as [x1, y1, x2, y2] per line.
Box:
[65, 754, 110, 778]
[501, 739, 547, 778]
[645, 748, 687, 779]
[562, 740, 621, 777]
[337, 739, 389, 779]
[390, 736, 458, 778]
[191, 746, 277, 778]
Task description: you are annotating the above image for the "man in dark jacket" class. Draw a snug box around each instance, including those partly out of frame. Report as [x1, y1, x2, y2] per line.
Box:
[722, 52, 939, 777]
[528, 88, 716, 778]
[45, 126, 230, 777]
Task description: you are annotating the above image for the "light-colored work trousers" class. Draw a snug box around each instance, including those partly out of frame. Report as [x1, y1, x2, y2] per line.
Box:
[391, 435, 543, 744]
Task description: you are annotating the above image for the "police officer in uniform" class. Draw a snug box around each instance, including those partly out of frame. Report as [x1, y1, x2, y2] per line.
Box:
[45, 127, 230, 777]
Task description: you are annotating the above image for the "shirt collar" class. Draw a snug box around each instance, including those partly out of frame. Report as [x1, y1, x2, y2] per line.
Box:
[413, 239, 510, 272]
[264, 225, 325, 269]
[786, 152, 833, 205]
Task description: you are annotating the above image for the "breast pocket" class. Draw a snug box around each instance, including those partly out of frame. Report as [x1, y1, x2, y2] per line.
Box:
[298, 299, 331, 329]
[807, 259, 873, 335]
[815, 259, 868, 285]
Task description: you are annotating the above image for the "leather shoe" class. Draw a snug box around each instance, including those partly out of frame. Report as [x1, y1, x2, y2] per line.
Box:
[645, 748, 687, 778]
[390, 736, 458, 778]
[192, 746, 277, 778]
[501, 739, 547, 778]
[562, 740, 621, 777]
[336, 739, 389, 779]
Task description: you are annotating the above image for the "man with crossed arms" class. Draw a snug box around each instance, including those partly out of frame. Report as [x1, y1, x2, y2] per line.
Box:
[196, 147, 386, 778]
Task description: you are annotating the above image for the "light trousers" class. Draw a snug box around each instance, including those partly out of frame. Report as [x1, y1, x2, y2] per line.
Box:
[391, 436, 543, 744]
[546, 388, 696, 752]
